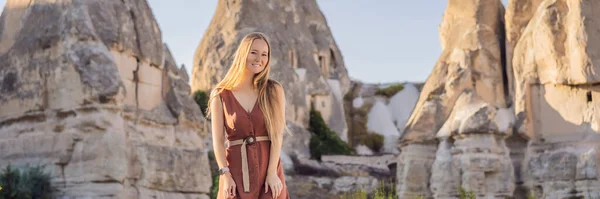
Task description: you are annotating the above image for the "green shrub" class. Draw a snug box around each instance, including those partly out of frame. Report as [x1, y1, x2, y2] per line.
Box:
[342, 86, 357, 147]
[358, 133, 384, 153]
[339, 179, 397, 199]
[341, 83, 369, 148]
[347, 104, 371, 148]
[210, 173, 219, 199]
[308, 108, 354, 161]
[375, 83, 404, 98]
[458, 186, 476, 199]
[207, 151, 219, 199]
[340, 189, 367, 199]
[193, 90, 209, 116]
[0, 164, 52, 199]
[374, 179, 397, 199]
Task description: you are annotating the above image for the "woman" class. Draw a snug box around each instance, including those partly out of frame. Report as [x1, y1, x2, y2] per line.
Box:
[207, 32, 290, 199]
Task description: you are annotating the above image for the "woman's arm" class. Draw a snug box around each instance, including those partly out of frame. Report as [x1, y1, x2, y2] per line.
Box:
[267, 84, 285, 175]
[264, 83, 286, 198]
[211, 90, 237, 198]
[210, 91, 228, 171]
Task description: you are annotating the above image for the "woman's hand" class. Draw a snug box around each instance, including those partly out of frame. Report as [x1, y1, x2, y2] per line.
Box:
[264, 173, 282, 198]
[221, 172, 236, 198]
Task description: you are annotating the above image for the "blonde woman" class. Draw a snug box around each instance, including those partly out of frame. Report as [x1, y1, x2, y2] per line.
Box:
[207, 32, 289, 199]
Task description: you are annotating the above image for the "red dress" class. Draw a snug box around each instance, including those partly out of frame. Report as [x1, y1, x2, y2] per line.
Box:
[217, 89, 289, 199]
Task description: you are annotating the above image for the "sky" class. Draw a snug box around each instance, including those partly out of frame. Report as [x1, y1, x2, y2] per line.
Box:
[0, 0, 509, 84]
[147, 0, 450, 84]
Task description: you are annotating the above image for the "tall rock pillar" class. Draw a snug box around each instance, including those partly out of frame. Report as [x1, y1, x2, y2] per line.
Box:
[397, 0, 513, 198]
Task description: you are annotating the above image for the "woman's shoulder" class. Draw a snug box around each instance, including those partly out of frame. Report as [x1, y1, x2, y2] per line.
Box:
[210, 87, 229, 94]
[267, 79, 283, 89]
[208, 88, 231, 103]
[266, 79, 285, 99]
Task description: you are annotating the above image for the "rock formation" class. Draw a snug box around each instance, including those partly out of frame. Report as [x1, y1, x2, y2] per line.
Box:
[396, 0, 514, 198]
[509, 0, 600, 197]
[504, 0, 543, 105]
[191, 0, 351, 149]
[287, 154, 396, 198]
[398, 0, 600, 198]
[0, 0, 211, 198]
[344, 81, 420, 154]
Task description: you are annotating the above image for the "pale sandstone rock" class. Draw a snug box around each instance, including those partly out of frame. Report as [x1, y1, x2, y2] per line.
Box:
[508, 0, 600, 197]
[344, 81, 419, 154]
[287, 175, 378, 196]
[513, 0, 600, 86]
[512, 0, 600, 138]
[163, 44, 207, 127]
[435, 92, 515, 198]
[282, 123, 311, 160]
[397, 0, 511, 198]
[396, 144, 437, 198]
[505, 134, 529, 197]
[321, 155, 396, 172]
[1, 108, 211, 198]
[325, 79, 348, 141]
[281, 122, 311, 174]
[436, 91, 514, 138]
[355, 145, 374, 155]
[0, 0, 165, 118]
[504, 0, 544, 105]
[522, 142, 600, 198]
[429, 139, 460, 198]
[352, 96, 365, 108]
[286, 175, 377, 199]
[388, 83, 420, 134]
[292, 154, 395, 180]
[286, 176, 338, 199]
[280, 151, 294, 173]
[401, 0, 507, 145]
[367, 99, 400, 153]
[179, 64, 190, 83]
[292, 157, 340, 176]
[518, 83, 600, 197]
[398, 0, 600, 197]
[332, 176, 379, 193]
[527, 84, 600, 142]
[0, 0, 210, 198]
[431, 93, 515, 198]
[191, 0, 350, 141]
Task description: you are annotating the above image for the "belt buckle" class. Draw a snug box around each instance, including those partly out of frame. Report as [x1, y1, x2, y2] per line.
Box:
[244, 135, 256, 145]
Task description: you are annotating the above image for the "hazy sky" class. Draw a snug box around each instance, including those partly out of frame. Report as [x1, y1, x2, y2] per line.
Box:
[0, 0, 509, 84]
[147, 0, 452, 84]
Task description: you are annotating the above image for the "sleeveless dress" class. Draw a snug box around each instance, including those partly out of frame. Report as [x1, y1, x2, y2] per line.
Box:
[217, 89, 289, 199]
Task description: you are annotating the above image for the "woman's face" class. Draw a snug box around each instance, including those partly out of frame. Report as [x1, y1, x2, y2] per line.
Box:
[245, 39, 269, 75]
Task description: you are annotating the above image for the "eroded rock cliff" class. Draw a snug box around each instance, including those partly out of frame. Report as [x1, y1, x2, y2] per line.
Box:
[397, 0, 600, 198]
[509, 0, 600, 197]
[397, 0, 515, 198]
[191, 0, 351, 149]
[0, 0, 211, 198]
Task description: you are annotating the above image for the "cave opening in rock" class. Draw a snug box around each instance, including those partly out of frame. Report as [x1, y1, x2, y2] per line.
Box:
[586, 91, 592, 102]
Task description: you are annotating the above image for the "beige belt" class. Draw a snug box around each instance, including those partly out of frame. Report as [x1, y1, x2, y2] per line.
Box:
[229, 135, 270, 193]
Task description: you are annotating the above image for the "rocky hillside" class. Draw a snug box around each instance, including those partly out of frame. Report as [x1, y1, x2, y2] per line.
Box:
[397, 0, 600, 198]
[0, 0, 211, 198]
[344, 81, 421, 155]
[191, 0, 351, 145]
[191, 0, 352, 174]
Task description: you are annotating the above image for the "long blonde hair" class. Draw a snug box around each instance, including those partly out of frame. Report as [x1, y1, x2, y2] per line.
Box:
[206, 32, 288, 142]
